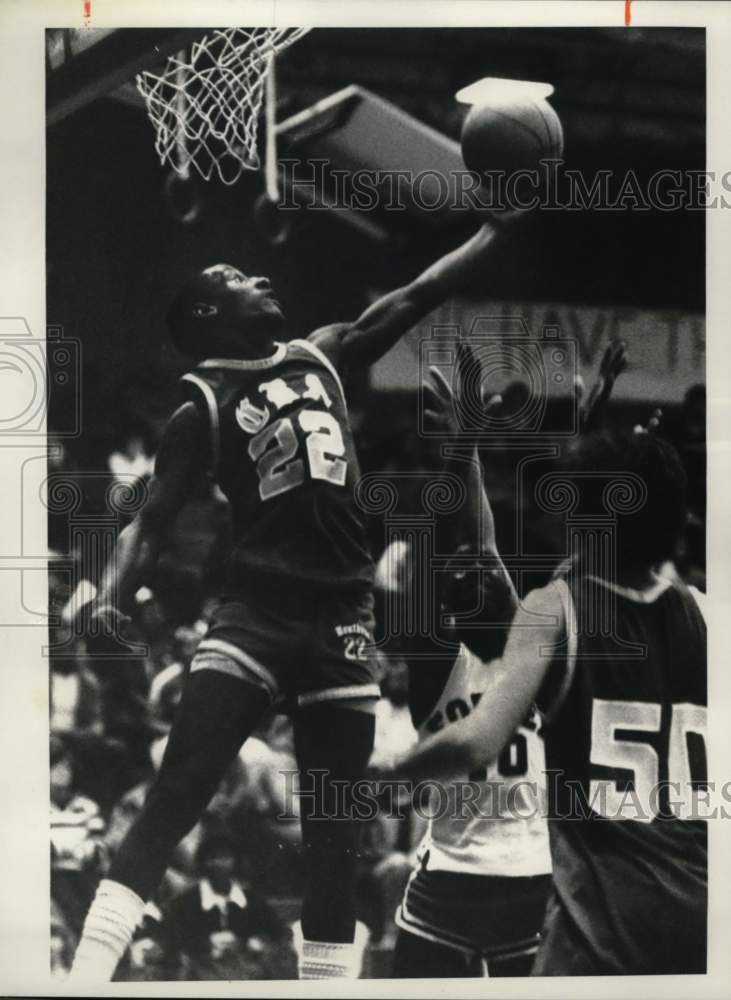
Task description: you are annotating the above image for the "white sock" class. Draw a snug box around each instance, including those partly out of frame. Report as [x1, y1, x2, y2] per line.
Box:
[68, 879, 145, 983]
[299, 939, 356, 979]
[297, 922, 369, 979]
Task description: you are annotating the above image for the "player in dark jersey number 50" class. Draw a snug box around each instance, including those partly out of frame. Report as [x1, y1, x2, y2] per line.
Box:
[69, 219, 515, 982]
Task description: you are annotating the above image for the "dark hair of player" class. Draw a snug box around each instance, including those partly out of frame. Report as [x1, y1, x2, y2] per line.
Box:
[165, 272, 213, 360]
[562, 429, 687, 571]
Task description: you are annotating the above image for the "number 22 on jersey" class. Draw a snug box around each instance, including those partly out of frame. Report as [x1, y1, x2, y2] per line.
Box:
[248, 409, 347, 501]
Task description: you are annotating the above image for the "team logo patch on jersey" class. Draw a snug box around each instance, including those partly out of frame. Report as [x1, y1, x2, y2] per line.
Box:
[335, 623, 371, 662]
[235, 397, 269, 435]
[258, 377, 300, 410]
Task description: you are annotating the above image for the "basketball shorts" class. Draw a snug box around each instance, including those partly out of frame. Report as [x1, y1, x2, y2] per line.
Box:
[396, 867, 551, 963]
[189, 583, 380, 710]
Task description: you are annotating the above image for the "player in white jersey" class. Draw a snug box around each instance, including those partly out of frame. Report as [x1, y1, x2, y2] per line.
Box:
[415, 652, 546, 877]
[376, 356, 551, 977]
[395, 638, 551, 977]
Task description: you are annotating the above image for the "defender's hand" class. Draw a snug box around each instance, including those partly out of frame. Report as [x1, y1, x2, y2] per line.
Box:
[422, 366, 460, 436]
[634, 408, 663, 436]
[580, 340, 628, 432]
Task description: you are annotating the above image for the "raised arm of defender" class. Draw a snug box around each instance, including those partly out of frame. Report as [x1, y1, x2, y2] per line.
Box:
[94, 401, 209, 618]
[424, 363, 517, 601]
[378, 338, 634, 783]
[310, 221, 504, 369]
[378, 583, 563, 784]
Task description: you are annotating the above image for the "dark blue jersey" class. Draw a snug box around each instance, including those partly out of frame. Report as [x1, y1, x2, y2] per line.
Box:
[182, 338, 373, 594]
[535, 574, 707, 974]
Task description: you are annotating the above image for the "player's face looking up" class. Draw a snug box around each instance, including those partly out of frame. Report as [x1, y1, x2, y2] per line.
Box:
[199, 262, 286, 333]
[166, 263, 287, 361]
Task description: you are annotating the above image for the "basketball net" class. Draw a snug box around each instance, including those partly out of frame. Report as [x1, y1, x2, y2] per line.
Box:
[136, 27, 308, 185]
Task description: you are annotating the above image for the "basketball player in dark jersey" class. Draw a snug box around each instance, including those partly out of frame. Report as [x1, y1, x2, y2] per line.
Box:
[69, 220, 511, 982]
[378, 428, 707, 975]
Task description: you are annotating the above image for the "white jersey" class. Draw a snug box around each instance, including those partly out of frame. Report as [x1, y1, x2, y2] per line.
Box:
[417, 644, 551, 877]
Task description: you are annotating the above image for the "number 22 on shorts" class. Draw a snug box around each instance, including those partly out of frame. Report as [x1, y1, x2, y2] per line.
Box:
[248, 409, 347, 500]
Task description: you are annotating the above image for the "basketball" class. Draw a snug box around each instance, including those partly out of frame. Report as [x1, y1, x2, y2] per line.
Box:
[460, 96, 564, 178]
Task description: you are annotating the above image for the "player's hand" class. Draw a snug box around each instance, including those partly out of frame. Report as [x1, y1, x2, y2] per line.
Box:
[79, 600, 132, 636]
[424, 343, 502, 439]
[422, 365, 460, 436]
[455, 330, 488, 410]
[442, 547, 517, 660]
[366, 749, 399, 782]
[580, 339, 628, 433]
[455, 333, 504, 422]
[90, 602, 131, 630]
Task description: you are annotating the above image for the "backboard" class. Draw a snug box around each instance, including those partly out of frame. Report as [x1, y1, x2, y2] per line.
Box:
[46, 28, 204, 127]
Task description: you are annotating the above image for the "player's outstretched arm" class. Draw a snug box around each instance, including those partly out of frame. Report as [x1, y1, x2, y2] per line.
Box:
[310, 220, 507, 369]
[94, 401, 209, 618]
[429, 386, 508, 566]
[426, 363, 518, 638]
[374, 583, 562, 783]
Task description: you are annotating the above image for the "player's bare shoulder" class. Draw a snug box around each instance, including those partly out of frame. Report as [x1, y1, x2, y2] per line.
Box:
[307, 322, 354, 371]
[151, 401, 210, 493]
[517, 579, 566, 625]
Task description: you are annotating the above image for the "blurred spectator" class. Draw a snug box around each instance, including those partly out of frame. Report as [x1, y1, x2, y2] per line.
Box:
[147, 622, 205, 724]
[107, 418, 156, 483]
[225, 715, 304, 901]
[50, 649, 103, 738]
[148, 662, 184, 729]
[50, 900, 76, 980]
[105, 735, 202, 893]
[50, 736, 106, 936]
[359, 660, 420, 945]
[373, 660, 417, 764]
[121, 899, 178, 981]
[131, 586, 176, 676]
[174, 622, 207, 666]
[158, 829, 294, 980]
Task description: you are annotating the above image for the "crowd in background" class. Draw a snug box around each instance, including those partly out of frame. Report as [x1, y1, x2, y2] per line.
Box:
[48, 377, 706, 981]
